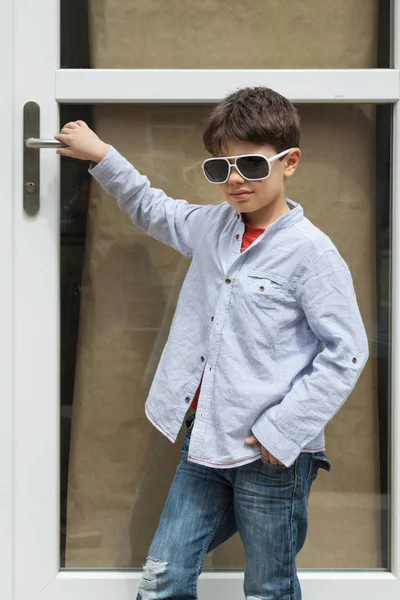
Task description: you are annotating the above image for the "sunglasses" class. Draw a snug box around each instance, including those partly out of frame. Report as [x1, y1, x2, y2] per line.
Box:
[202, 148, 294, 184]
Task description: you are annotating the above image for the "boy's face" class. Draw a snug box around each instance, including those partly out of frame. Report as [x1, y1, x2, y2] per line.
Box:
[216, 140, 300, 217]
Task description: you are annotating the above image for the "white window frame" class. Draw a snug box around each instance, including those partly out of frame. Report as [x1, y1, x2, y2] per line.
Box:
[56, 68, 399, 103]
[2, 0, 400, 598]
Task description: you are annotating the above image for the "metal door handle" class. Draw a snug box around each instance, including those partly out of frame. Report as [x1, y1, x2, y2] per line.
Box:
[25, 138, 68, 149]
[23, 101, 70, 216]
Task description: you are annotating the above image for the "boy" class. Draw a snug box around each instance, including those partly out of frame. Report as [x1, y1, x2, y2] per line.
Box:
[56, 87, 368, 600]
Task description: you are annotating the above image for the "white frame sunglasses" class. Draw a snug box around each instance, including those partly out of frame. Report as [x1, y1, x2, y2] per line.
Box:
[202, 148, 294, 184]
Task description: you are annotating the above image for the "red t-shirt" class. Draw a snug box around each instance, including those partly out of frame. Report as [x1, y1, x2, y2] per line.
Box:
[191, 221, 265, 410]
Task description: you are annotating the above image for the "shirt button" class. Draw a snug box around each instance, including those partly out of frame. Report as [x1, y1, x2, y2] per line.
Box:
[352, 357, 357, 364]
[235, 234, 240, 240]
[225, 278, 231, 284]
[200, 356, 205, 362]
[185, 396, 191, 403]
[259, 285, 265, 292]
[211, 316, 214, 322]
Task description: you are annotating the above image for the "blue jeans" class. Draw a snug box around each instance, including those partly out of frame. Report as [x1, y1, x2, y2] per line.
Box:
[137, 416, 331, 600]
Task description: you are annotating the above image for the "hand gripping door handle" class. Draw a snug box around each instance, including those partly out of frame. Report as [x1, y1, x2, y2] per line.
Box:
[23, 101, 68, 216]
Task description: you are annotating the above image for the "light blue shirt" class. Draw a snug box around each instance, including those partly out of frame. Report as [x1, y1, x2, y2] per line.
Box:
[90, 147, 369, 468]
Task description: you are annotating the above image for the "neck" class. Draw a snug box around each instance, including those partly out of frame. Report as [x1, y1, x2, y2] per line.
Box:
[244, 196, 290, 229]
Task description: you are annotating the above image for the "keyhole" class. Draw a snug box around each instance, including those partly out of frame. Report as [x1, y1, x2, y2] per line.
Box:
[25, 182, 37, 194]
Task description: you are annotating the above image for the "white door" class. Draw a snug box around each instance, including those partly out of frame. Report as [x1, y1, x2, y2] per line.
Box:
[2, 0, 400, 598]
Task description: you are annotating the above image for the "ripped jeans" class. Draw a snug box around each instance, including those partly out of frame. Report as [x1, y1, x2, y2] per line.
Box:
[137, 416, 331, 600]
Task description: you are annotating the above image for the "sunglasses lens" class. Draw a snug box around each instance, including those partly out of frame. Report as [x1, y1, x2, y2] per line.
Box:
[203, 159, 229, 183]
[237, 155, 269, 180]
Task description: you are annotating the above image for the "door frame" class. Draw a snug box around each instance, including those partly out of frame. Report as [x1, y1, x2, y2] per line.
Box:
[3, 0, 400, 598]
[0, 1, 15, 600]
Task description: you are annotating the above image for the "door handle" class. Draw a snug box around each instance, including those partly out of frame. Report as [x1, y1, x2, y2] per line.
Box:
[23, 101, 69, 217]
[25, 138, 68, 149]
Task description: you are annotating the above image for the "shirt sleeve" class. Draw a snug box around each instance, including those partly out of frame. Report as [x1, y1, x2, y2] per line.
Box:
[89, 146, 212, 258]
[251, 249, 369, 467]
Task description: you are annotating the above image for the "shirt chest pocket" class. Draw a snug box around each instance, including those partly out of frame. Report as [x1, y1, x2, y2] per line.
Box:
[245, 271, 293, 310]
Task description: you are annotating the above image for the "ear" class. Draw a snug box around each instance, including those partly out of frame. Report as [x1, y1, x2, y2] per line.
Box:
[284, 148, 301, 178]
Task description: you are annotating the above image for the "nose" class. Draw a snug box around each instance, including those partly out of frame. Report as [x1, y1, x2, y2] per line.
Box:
[227, 164, 245, 184]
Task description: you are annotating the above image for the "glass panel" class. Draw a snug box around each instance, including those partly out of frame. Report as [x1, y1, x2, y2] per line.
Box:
[60, 102, 391, 570]
[60, 0, 393, 69]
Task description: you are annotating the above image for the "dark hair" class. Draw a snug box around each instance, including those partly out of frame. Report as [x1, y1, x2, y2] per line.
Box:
[203, 87, 300, 156]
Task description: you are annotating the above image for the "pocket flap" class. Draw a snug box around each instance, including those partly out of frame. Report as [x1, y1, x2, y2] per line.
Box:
[247, 270, 287, 287]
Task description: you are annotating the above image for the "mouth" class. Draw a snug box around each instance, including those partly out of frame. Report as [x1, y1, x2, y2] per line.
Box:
[229, 190, 253, 200]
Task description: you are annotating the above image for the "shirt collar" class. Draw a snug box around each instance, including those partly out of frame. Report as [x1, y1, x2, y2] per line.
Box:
[236, 199, 303, 231]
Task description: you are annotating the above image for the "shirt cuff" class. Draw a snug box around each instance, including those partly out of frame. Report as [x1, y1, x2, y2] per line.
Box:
[88, 145, 119, 181]
[252, 414, 301, 467]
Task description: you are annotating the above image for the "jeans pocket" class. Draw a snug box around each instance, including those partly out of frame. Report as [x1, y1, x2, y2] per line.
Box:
[260, 455, 288, 471]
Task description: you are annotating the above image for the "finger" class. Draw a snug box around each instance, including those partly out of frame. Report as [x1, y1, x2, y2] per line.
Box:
[75, 120, 88, 127]
[262, 450, 271, 463]
[55, 133, 70, 143]
[245, 435, 258, 445]
[61, 125, 79, 134]
[62, 121, 79, 130]
[264, 449, 278, 464]
[56, 147, 75, 157]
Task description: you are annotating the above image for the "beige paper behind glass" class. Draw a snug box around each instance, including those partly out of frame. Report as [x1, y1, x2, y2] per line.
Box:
[66, 0, 381, 569]
[88, 0, 378, 69]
